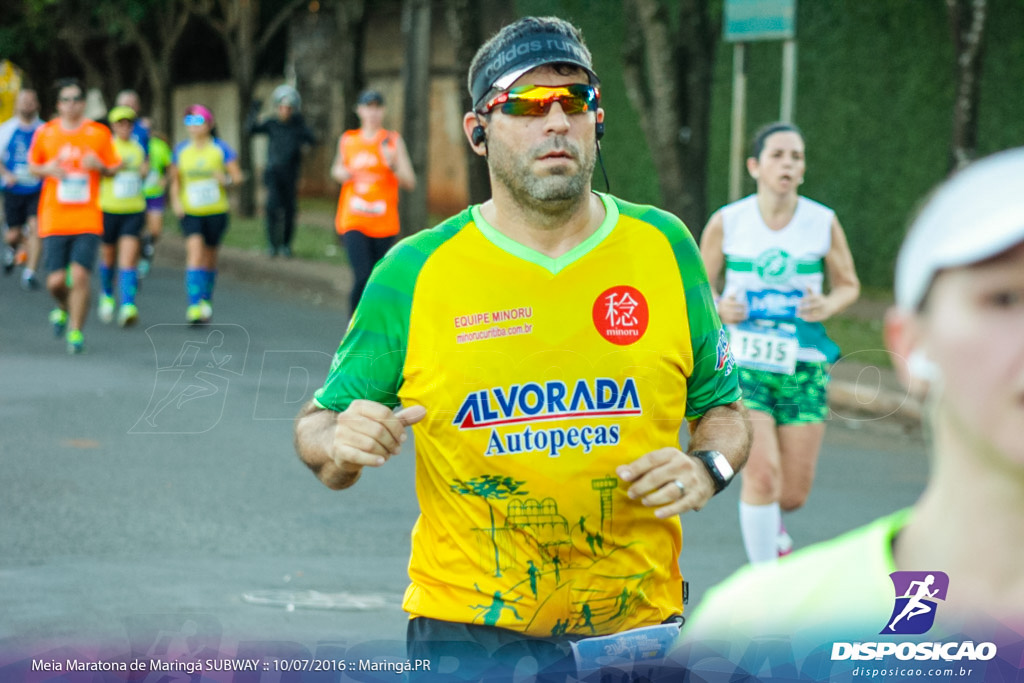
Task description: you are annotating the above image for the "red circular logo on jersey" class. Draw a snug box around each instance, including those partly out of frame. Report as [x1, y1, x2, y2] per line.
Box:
[592, 286, 649, 345]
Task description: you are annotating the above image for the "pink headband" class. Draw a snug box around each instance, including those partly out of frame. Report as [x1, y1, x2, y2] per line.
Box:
[185, 104, 215, 126]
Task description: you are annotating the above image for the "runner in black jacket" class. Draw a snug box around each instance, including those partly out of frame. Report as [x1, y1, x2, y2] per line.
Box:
[247, 85, 317, 257]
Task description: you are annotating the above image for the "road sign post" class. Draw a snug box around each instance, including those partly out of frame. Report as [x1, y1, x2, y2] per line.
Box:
[724, 0, 797, 201]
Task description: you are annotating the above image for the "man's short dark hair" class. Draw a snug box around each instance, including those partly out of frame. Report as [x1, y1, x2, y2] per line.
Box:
[54, 77, 85, 99]
[467, 16, 597, 110]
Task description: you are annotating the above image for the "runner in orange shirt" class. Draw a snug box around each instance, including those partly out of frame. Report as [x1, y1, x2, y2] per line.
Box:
[331, 89, 416, 314]
[28, 78, 121, 354]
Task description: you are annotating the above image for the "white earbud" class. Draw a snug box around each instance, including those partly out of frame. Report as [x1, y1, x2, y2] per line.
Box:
[907, 349, 941, 382]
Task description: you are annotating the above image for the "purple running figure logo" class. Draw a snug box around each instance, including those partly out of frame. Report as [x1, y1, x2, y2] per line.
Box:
[881, 571, 949, 635]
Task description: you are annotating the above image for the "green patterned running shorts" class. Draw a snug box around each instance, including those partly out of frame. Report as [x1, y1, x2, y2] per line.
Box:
[738, 361, 830, 425]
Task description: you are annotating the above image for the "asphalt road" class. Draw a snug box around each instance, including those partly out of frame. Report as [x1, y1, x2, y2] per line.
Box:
[0, 257, 930, 672]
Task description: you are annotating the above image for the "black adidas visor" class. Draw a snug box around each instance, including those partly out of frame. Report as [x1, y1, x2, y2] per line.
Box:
[470, 29, 599, 111]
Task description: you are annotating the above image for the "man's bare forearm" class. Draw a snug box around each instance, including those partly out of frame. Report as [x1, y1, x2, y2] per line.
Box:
[293, 400, 362, 490]
[689, 400, 751, 475]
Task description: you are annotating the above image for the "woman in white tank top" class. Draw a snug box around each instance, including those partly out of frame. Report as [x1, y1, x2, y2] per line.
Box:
[699, 122, 861, 565]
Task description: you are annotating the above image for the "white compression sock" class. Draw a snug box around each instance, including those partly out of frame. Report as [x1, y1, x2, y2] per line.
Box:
[739, 500, 781, 564]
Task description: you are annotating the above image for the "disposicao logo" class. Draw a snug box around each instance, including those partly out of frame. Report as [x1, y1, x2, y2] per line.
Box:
[882, 571, 949, 635]
[831, 570, 998, 663]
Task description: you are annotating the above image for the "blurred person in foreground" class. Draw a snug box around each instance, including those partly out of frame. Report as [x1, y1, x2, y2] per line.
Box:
[295, 15, 750, 680]
[680, 148, 1024, 669]
[247, 84, 316, 258]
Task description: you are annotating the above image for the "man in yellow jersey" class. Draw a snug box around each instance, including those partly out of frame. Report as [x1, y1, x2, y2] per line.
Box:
[294, 15, 750, 680]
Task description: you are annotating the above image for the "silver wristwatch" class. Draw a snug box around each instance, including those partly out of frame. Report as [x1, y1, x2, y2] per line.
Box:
[690, 450, 735, 494]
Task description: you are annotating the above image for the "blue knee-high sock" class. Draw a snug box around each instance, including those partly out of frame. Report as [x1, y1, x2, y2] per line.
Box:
[185, 268, 204, 305]
[203, 269, 217, 301]
[99, 264, 114, 298]
[119, 268, 138, 306]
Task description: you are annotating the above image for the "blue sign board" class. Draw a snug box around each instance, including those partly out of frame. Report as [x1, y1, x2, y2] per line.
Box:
[724, 0, 796, 42]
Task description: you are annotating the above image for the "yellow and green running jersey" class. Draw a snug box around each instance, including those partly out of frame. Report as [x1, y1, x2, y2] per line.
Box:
[172, 137, 236, 215]
[314, 193, 740, 637]
[99, 137, 147, 214]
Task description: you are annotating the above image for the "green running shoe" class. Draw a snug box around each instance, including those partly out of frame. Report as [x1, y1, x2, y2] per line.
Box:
[66, 329, 84, 354]
[117, 303, 139, 327]
[49, 308, 68, 337]
[98, 295, 116, 324]
[199, 299, 213, 323]
[186, 304, 204, 324]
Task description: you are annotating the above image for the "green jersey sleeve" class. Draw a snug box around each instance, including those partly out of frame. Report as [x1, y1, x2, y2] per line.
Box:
[313, 212, 471, 412]
[615, 198, 741, 419]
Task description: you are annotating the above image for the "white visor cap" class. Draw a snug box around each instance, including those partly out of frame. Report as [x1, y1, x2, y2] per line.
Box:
[895, 147, 1024, 310]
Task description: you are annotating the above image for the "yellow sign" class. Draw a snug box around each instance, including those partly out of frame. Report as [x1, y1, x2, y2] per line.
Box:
[0, 60, 25, 121]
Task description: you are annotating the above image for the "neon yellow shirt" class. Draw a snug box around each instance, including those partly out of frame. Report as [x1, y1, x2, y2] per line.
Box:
[314, 194, 740, 637]
[99, 138, 146, 214]
[675, 509, 1020, 680]
[683, 509, 911, 646]
[144, 136, 172, 199]
[173, 137, 236, 215]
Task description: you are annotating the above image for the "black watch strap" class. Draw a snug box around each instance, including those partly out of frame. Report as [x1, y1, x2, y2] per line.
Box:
[690, 449, 735, 494]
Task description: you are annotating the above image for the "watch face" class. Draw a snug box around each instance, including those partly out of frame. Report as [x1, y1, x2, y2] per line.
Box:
[692, 450, 732, 492]
[712, 452, 734, 479]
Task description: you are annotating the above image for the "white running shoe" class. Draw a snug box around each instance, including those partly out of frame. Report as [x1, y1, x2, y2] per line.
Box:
[117, 303, 139, 327]
[98, 295, 116, 324]
[199, 299, 213, 323]
[777, 523, 794, 558]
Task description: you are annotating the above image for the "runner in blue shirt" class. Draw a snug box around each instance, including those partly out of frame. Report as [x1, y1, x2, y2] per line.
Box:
[0, 88, 44, 289]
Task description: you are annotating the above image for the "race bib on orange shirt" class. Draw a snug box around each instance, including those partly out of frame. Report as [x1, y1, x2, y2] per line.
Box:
[56, 172, 90, 204]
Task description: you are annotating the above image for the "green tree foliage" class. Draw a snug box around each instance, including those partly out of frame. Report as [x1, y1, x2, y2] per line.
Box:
[187, 0, 308, 215]
[620, 0, 718, 234]
[1, 0, 189, 124]
[7, 0, 1023, 287]
[0, 2, 59, 74]
[520, 0, 1024, 289]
